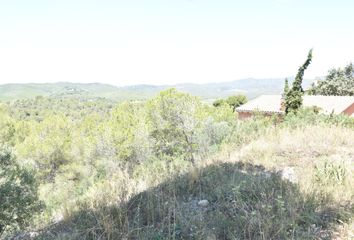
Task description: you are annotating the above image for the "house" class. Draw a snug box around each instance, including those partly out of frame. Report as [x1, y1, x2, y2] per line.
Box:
[236, 95, 354, 119]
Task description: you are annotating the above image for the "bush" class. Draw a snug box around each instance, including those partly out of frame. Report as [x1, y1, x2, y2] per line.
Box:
[212, 99, 226, 107]
[0, 105, 16, 146]
[0, 146, 42, 237]
[283, 108, 354, 129]
[213, 95, 247, 112]
[147, 89, 204, 162]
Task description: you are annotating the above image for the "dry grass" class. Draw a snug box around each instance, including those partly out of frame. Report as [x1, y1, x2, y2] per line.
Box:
[30, 124, 354, 239]
[236, 125, 353, 199]
[232, 125, 354, 239]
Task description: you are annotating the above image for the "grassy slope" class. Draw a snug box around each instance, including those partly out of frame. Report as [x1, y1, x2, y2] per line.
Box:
[33, 125, 353, 240]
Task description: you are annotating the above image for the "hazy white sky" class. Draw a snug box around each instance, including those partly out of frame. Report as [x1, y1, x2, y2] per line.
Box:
[0, 0, 353, 86]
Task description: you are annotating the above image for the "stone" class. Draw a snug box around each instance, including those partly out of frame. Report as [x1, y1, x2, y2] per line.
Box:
[281, 167, 298, 183]
[197, 199, 209, 207]
[52, 213, 64, 223]
[206, 233, 217, 240]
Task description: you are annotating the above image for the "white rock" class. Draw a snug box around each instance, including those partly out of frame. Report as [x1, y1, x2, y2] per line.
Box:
[29, 232, 39, 238]
[281, 167, 298, 183]
[197, 199, 209, 207]
[206, 233, 217, 240]
[52, 213, 64, 223]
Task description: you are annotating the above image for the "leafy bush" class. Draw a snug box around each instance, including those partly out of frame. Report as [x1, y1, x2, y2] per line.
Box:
[0, 146, 42, 237]
[283, 108, 354, 129]
[17, 114, 73, 181]
[213, 95, 247, 111]
[0, 105, 16, 146]
[148, 89, 218, 163]
[212, 99, 226, 107]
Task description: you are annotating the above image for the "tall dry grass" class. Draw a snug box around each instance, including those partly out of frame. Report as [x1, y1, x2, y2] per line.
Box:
[32, 124, 354, 239]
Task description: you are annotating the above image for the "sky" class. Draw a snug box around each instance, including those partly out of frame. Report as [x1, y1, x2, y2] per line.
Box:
[0, 0, 354, 86]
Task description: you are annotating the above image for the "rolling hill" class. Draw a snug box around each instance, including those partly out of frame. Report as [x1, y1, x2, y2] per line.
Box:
[0, 78, 314, 102]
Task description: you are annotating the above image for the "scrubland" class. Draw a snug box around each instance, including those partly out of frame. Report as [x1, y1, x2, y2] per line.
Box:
[1, 89, 353, 239]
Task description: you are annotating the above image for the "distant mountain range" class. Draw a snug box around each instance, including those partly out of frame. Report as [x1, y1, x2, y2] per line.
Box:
[0, 78, 314, 102]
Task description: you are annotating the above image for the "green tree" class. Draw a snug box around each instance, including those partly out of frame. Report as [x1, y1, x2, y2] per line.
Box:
[110, 102, 151, 165]
[212, 99, 226, 107]
[0, 105, 15, 146]
[213, 95, 247, 112]
[226, 95, 248, 112]
[17, 114, 72, 181]
[283, 78, 289, 96]
[147, 89, 203, 163]
[285, 49, 313, 114]
[308, 63, 354, 96]
[0, 146, 42, 237]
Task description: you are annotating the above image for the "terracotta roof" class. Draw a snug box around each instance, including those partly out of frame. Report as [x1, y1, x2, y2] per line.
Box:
[236, 95, 354, 115]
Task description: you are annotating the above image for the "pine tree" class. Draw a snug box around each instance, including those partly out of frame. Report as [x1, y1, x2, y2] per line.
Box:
[285, 49, 313, 114]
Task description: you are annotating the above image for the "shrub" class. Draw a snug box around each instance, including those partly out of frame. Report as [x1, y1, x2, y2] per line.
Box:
[283, 108, 354, 129]
[0, 105, 16, 146]
[0, 146, 42, 237]
[213, 95, 247, 112]
[212, 99, 226, 107]
[147, 89, 204, 163]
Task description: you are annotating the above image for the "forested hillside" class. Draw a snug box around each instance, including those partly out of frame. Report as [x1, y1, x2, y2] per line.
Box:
[0, 88, 353, 239]
[0, 78, 314, 102]
[0, 83, 150, 102]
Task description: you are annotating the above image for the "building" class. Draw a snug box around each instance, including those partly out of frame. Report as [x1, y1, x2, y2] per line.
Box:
[236, 95, 354, 119]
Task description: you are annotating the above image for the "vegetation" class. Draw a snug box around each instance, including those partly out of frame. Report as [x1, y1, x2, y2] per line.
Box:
[309, 63, 354, 96]
[0, 146, 42, 237]
[213, 95, 247, 111]
[0, 78, 315, 102]
[0, 83, 150, 102]
[283, 78, 289, 96]
[285, 49, 313, 114]
[0, 87, 353, 239]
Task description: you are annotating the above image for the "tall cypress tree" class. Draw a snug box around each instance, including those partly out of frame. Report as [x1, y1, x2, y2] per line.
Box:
[285, 49, 313, 114]
[283, 78, 289, 96]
